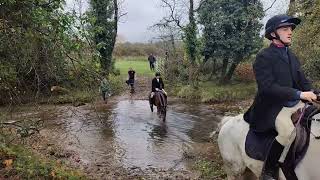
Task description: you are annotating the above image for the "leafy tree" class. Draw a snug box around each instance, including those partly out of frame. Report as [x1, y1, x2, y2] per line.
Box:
[185, 0, 198, 64]
[0, 0, 99, 104]
[289, 0, 315, 16]
[0, 0, 76, 96]
[198, 0, 264, 83]
[290, 0, 320, 80]
[89, 0, 118, 75]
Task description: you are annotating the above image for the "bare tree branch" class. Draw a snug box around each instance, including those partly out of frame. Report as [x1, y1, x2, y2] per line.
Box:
[159, 0, 185, 29]
[264, 0, 277, 12]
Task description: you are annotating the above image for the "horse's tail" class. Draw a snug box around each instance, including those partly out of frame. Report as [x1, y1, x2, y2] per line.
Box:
[210, 115, 240, 138]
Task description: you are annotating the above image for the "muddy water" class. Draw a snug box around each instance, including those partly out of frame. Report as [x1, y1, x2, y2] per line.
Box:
[14, 100, 221, 173]
[110, 100, 220, 170]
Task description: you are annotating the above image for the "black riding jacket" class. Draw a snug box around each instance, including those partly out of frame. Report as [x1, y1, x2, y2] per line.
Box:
[244, 43, 312, 132]
[151, 78, 164, 92]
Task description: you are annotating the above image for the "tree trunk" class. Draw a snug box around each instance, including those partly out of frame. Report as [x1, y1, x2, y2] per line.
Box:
[224, 61, 239, 82]
[170, 33, 176, 56]
[186, 0, 198, 84]
[223, 55, 242, 83]
[35, 41, 50, 97]
[213, 58, 217, 75]
[111, 0, 118, 51]
[203, 54, 209, 64]
[92, 0, 118, 75]
[186, 0, 196, 64]
[219, 58, 228, 84]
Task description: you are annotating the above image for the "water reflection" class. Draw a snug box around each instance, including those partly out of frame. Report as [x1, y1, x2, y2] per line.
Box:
[149, 122, 168, 143]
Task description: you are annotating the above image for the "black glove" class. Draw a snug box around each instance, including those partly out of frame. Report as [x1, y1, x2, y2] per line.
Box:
[312, 89, 320, 101]
[313, 89, 320, 94]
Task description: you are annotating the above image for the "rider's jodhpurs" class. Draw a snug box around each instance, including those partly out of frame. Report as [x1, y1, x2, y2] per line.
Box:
[275, 101, 304, 146]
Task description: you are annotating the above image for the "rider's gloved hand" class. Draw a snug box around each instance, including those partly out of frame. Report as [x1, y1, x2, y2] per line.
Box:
[155, 88, 160, 91]
[300, 91, 317, 102]
[312, 89, 320, 101]
[313, 89, 320, 95]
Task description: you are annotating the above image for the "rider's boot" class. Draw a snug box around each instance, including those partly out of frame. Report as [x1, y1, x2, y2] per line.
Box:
[279, 145, 298, 180]
[261, 140, 284, 180]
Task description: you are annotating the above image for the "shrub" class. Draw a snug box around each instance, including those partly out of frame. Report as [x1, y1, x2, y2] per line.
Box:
[234, 63, 255, 82]
[108, 74, 124, 95]
[176, 85, 201, 100]
[292, 1, 320, 81]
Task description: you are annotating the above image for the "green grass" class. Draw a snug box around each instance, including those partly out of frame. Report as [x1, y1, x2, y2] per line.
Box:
[115, 56, 146, 61]
[115, 57, 154, 77]
[0, 144, 86, 179]
[170, 81, 256, 103]
[199, 81, 256, 102]
[194, 159, 226, 179]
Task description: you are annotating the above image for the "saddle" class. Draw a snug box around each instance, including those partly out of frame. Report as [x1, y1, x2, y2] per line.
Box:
[149, 91, 167, 106]
[245, 104, 319, 179]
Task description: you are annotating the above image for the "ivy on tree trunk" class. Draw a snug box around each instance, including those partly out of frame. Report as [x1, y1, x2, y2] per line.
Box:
[90, 0, 118, 75]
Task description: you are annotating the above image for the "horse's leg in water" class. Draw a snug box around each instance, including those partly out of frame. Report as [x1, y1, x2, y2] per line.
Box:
[150, 99, 153, 112]
[150, 104, 153, 112]
[161, 106, 166, 122]
[149, 94, 154, 112]
[130, 83, 134, 93]
[157, 106, 161, 115]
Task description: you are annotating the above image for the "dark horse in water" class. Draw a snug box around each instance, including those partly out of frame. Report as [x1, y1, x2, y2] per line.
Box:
[150, 91, 167, 121]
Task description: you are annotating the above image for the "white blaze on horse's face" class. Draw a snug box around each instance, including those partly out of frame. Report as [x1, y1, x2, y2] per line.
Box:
[217, 113, 320, 180]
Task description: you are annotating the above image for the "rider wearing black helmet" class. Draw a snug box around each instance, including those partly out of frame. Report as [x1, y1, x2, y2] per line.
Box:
[149, 72, 166, 107]
[244, 14, 317, 180]
[151, 72, 165, 93]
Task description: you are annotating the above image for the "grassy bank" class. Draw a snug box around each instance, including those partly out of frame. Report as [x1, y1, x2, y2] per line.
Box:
[0, 144, 85, 179]
[189, 140, 226, 179]
[38, 75, 124, 106]
[194, 159, 226, 179]
[170, 81, 256, 103]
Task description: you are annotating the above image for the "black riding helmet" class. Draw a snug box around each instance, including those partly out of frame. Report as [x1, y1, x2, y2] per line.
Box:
[155, 72, 161, 76]
[265, 14, 301, 40]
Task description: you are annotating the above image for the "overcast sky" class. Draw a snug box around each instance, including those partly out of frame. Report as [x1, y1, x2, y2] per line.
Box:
[66, 0, 290, 43]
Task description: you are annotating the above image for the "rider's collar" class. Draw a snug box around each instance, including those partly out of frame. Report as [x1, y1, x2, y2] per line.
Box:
[271, 42, 286, 48]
